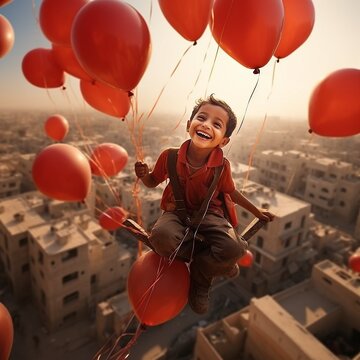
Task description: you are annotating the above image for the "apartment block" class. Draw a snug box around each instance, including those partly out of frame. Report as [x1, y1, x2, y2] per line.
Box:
[234, 181, 313, 296]
[0, 163, 22, 199]
[194, 260, 359, 360]
[0, 191, 132, 331]
[17, 153, 37, 192]
[304, 158, 360, 222]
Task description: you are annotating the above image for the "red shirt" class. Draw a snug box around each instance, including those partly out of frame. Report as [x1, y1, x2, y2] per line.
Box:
[151, 140, 238, 226]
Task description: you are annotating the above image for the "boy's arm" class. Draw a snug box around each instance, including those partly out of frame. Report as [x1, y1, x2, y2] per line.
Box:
[134, 161, 161, 188]
[229, 189, 275, 222]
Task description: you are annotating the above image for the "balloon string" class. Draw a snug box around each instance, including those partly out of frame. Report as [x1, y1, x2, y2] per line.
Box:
[172, 33, 213, 132]
[148, 0, 153, 26]
[143, 42, 194, 124]
[205, 0, 235, 98]
[241, 60, 277, 190]
[236, 72, 260, 135]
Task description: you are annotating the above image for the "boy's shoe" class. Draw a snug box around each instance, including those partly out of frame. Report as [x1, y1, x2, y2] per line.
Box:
[188, 280, 210, 315]
[225, 263, 240, 279]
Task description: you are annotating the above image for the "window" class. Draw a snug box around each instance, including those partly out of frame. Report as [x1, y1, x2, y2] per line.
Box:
[61, 248, 78, 262]
[284, 221, 292, 230]
[309, 193, 314, 198]
[257, 236, 264, 248]
[91, 274, 96, 285]
[340, 187, 346, 193]
[21, 263, 29, 273]
[301, 215, 305, 227]
[285, 237, 291, 248]
[63, 312, 77, 322]
[339, 201, 345, 207]
[321, 188, 329, 193]
[297, 233, 302, 246]
[19, 237, 28, 247]
[282, 257, 288, 266]
[62, 271, 78, 284]
[63, 291, 79, 305]
[255, 252, 261, 264]
[41, 290, 46, 306]
[38, 251, 44, 264]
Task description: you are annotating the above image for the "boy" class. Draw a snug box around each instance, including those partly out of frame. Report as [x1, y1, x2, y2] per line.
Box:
[135, 94, 275, 314]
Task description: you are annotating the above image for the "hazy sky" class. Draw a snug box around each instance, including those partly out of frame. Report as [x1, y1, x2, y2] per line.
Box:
[1, 0, 360, 121]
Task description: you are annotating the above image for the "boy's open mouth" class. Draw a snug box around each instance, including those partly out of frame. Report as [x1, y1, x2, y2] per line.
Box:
[196, 131, 212, 140]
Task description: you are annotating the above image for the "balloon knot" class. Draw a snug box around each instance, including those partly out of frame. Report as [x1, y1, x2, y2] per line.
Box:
[276, 58, 280, 63]
[128, 91, 134, 97]
[62, 86, 66, 90]
[253, 68, 260, 75]
[193, 41, 197, 46]
[121, 118, 125, 122]
[308, 128, 313, 134]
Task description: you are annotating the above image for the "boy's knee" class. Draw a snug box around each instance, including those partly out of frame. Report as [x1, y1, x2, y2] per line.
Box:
[221, 238, 247, 260]
[149, 227, 175, 257]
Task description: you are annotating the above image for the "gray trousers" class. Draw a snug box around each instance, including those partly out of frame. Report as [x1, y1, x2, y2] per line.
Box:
[149, 211, 248, 287]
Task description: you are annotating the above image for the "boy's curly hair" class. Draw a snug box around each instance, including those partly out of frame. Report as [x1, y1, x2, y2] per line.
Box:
[189, 94, 237, 137]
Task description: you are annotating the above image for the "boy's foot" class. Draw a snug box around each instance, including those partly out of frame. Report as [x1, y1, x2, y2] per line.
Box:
[225, 263, 239, 279]
[188, 280, 210, 314]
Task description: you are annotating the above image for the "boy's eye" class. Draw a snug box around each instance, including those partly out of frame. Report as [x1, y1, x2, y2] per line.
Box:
[197, 115, 206, 121]
[214, 122, 222, 128]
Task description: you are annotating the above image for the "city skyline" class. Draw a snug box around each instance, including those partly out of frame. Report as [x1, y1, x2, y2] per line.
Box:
[0, 0, 360, 124]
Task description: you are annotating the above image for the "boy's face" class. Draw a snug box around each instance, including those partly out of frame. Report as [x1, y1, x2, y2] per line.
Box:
[187, 104, 230, 149]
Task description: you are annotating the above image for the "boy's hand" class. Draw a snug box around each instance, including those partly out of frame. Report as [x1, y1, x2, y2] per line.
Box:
[258, 210, 275, 222]
[135, 161, 149, 178]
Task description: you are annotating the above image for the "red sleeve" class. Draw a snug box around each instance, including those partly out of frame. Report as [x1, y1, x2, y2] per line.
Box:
[218, 158, 236, 194]
[151, 149, 169, 184]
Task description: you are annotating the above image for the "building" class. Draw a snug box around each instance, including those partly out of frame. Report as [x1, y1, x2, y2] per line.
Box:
[0, 191, 132, 331]
[194, 260, 360, 360]
[234, 181, 313, 296]
[0, 163, 22, 199]
[17, 153, 37, 192]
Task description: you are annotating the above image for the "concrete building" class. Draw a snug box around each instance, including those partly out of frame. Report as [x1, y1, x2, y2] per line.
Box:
[0, 191, 132, 332]
[234, 181, 314, 296]
[194, 260, 360, 360]
[17, 153, 37, 192]
[304, 158, 360, 222]
[0, 163, 22, 199]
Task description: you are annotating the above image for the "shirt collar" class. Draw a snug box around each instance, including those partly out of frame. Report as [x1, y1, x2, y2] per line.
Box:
[178, 139, 224, 167]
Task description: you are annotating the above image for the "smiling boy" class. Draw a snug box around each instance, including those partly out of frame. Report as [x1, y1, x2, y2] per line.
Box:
[135, 94, 274, 314]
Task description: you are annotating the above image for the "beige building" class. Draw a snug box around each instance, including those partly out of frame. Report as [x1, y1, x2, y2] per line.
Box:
[234, 181, 313, 296]
[304, 158, 360, 222]
[194, 260, 360, 360]
[0, 158, 22, 199]
[0, 191, 132, 331]
[17, 153, 37, 192]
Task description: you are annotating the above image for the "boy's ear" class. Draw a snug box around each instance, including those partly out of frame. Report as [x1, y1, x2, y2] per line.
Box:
[220, 137, 230, 148]
[186, 120, 191, 132]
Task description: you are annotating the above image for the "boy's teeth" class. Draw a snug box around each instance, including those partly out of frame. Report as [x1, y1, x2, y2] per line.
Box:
[196, 131, 211, 139]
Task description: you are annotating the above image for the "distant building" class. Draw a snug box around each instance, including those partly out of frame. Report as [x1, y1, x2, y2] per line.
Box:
[17, 153, 37, 192]
[0, 191, 132, 331]
[194, 260, 360, 360]
[0, 163, 22, 199]
[234, 181, 314, 296]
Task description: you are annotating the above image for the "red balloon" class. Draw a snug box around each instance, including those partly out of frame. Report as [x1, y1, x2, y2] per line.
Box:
[0, 15, 14, 58]
[52, 43, 92, 81]
[22, 48, 65, 88]
[80, 80, 130, 118]
[44, 114, 69, 141]
[32, 144, 91, 201]
[275, 0, 315, 59]
[308, 68, 360, 137]
[39, 0, 90, 46]
[210, 0, 284, 71]
[158, 0, 213, 42]
[0, 303, 13, 360]
[237, 250, 253, 267]
[349, 253, 360, 273]
[71, 0, 151, 91]
[127, 252, 190, 326]
[90, 143, 128, 177]
[0, 0, 12, 7]
[99, 207, 128, 231]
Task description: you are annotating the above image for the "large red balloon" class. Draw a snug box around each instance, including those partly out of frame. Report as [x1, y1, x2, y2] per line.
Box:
[275, 0, 315, 59]
[32, 144, 91, 201]
[44, 114, 69, 141]
[71, 0, 151, 91]
[0, 303, 13, 360]
[52, 43, 91, 81]
[39, 0, 90, 46]
[22, 48, 65, 88]
[308, 68, 360, 137]
[210, 0, 284, 71]
[99, 207, 128, 231]
[158, 0, 213, 42]
[0, 15, 14, 59]
[90, 143, 128, 177]
[80, 80, 130, 118]
[127, 252, 190, 326]
[349, 253, 360, 273]
[0, 0, 12, 7]
[237, 250, 253, 267]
